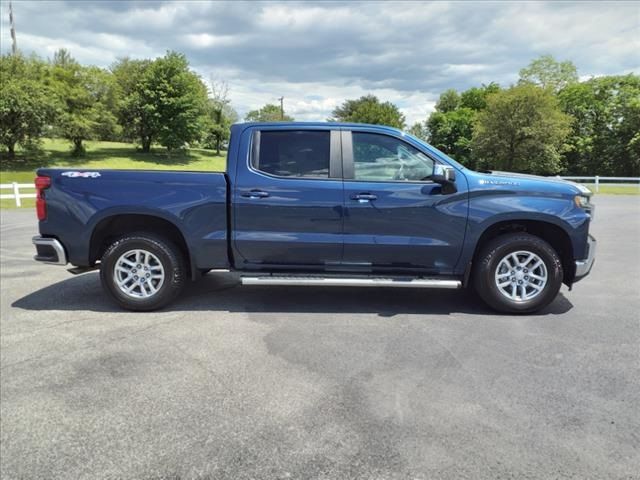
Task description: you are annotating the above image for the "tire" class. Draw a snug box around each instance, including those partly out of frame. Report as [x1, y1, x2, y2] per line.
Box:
[100, 233, 186, 311]
[473, 232, 563, 314]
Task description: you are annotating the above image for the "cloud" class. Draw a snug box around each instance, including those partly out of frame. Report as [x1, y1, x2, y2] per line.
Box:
[1, 0, 638, 124]
[183, 33, 242, 49]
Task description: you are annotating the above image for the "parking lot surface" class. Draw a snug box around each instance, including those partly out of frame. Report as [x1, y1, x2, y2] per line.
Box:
[1, 195, 639, 479]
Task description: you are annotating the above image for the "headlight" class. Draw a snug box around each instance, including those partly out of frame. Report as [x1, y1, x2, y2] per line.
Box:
[574, 195, 591, 209]
[574, 194, 594, 219]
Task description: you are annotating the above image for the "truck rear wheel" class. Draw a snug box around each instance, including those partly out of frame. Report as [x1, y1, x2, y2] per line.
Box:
[473, 233, 563, 314]
[100, 233, 186, 311]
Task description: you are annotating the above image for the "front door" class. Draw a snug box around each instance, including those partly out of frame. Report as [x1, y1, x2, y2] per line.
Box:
[233, 128, 343, 268]
[341, 130, 468, 274]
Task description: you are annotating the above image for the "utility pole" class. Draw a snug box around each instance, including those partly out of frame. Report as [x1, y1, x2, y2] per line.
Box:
[9, 0, 17, 55]
[278, 96, 284, 120]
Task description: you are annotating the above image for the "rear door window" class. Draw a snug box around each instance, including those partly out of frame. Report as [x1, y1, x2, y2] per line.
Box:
[252, 130, 330, 178]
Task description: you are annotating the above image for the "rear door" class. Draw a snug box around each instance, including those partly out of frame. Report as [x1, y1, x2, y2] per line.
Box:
[341, 130, 468, 274]
[232, 127, 343, 268]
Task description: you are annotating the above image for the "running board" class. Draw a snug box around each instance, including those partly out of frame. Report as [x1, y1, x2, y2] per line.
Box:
[241, 276, 461, 289]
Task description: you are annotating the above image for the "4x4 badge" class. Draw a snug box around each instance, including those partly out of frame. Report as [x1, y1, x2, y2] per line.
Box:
[61, 171, 101, 178]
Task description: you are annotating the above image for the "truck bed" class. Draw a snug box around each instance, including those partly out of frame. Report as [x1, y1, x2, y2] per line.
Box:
[36, 168, 229, 272]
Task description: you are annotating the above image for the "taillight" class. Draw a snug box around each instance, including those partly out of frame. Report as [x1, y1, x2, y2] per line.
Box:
[35, 175, 51, 221]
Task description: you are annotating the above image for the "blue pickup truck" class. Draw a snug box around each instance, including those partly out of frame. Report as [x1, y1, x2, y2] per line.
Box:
[32, 122, 596, 313]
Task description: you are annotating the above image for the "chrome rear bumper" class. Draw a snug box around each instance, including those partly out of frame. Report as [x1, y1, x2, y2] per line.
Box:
[574, 234, 596, 280]
[32, 236, 67, 265]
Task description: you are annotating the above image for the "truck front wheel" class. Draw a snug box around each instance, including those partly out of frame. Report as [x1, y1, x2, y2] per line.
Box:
[100, 233, 186, 311]
[473, 233, 563, 314]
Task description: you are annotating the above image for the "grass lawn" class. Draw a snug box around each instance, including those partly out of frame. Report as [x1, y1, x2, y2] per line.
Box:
[584, 184, 640, 195]
[1, 138, 226, 208]
[1, 198, 36, 209]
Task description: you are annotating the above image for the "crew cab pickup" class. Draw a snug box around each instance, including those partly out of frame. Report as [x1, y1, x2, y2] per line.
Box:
[32, 122, 596, 313]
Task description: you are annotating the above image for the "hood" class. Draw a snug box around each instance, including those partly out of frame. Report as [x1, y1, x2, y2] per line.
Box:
[481, 170, 592, 195]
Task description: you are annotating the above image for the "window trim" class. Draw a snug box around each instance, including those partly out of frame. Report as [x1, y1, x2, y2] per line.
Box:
[342, 130, 440, 184]
[248, 129, 342, 181]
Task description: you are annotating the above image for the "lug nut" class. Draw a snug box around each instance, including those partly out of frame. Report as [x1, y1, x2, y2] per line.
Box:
[133, 275, 138, 280]
[524, 269, 528, 273]
[517, 266, 521, 270]
[511, 270, 515, 275]
[512, 277, 516, 282]
[524, 276, 529, 280]
[146, 273, 150, 278]
[518, 280, 523, 285]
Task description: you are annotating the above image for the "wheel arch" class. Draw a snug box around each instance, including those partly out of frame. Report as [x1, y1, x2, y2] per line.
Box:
[89, 213, 194, 279]
[470, 219, 575, 285]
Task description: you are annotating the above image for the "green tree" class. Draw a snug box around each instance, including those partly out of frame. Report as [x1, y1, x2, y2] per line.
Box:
[111, 57, 153, 146]
[202, 80, 238, 154]
[472, 84, 572, 174]
[459, 83, 500, 111]
[519, 54, 578, 92]
[425, 84, 500, 167]
[408, 122, 428, 141]
[112, 52, 209, 152]
[0, 54, 56, 162]
[435, 89, 460, 113]
[202, 102, 238, 154]
[52, 48, 75, 68]
[427, 108, 476, 166]
[559, 74, 640, 176]
[147, 52, 209, 151]
[84, 66, 120, 141]
[51, 49, 100, 156]
[331, 95, 405, 129]
[245, 103, 293, 122]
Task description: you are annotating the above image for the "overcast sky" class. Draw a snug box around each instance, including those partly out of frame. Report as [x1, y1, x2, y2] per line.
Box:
[1, 1, 638, 124]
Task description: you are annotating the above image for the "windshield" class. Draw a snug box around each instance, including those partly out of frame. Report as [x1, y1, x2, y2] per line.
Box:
[404, 133, 467, 171]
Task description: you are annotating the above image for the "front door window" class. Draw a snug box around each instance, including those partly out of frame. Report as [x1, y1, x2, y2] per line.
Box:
[352, 132, 435, 182]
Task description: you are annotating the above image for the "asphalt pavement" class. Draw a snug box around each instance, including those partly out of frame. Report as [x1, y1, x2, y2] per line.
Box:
[1, 195, 639, 479]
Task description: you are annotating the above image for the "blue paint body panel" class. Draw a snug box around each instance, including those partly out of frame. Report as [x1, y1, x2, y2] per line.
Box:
[231, 125, 343, 268]
[36, 122, 593, 284]
[37, 170, 229, 270]
[341, 180, 470, 274]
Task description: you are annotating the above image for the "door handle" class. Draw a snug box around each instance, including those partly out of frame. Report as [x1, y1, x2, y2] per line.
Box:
[242, 190, 270, 199]
[351, 193, 377, 202]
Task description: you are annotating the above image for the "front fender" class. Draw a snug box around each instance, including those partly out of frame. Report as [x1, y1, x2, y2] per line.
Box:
[455, 191, 590, 273]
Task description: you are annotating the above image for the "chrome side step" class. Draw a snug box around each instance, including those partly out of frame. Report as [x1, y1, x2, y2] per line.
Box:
[241, 276, 461, 289]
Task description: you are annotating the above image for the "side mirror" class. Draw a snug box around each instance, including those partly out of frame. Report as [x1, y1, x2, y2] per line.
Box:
[431, 164, 456, 183]
[430, 164, 457, 193]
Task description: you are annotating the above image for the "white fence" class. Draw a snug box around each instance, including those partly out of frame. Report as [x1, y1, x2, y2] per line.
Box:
[1, 176, 639, 207]
[556, 176, 640, 193]
[0, 183, 37, 207]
